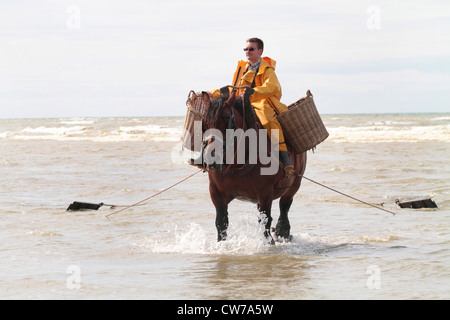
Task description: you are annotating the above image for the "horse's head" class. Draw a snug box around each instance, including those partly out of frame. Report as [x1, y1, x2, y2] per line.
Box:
[202, 86, 255, 132]
[201, 89, 236, 133]
[200, 86, 257, 172]
[200, 89, 237, 171]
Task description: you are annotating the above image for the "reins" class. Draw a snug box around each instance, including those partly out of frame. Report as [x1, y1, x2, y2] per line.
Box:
[222, 89, 248, 176]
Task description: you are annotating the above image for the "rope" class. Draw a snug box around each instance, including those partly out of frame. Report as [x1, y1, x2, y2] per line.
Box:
[104, 167, 395, 218]
[296, 173, 397, 216]
[105, 169, 203, 218]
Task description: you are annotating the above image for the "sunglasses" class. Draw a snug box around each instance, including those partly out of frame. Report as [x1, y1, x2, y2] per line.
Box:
[243, 48, 256, 52]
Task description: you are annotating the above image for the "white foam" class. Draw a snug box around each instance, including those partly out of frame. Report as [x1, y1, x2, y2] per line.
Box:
[3, 115, 449, 143]
[131, 213, 401, 256]
[328, 124, 450, 143]
[0, 131, 11, 139]
[431, 116, 450, 121]
[22, 125, 87, 135]
[60, 118, 96, 125]
[114, 124, 182, 142]
[132, 214, 274, 255]
[9, 124, 182, 142]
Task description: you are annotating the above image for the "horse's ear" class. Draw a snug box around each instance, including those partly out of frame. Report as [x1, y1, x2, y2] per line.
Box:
[219, 86, 229, 99]
[201, 91, 211, 106]
[226, 89, 236, 106]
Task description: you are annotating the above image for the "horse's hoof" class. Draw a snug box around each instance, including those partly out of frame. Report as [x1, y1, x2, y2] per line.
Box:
[266, 236, 275, 245]
[264, 230, 276, 245]
[271, 227, 291, 243]
[270, 227, 280, 242]
[217, 231, 227, 242]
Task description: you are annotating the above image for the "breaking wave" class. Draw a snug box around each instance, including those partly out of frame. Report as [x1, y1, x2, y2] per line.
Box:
[327, 124, 449, 143]
[1, 119, 183, 142]
[1, 114, 448, 143]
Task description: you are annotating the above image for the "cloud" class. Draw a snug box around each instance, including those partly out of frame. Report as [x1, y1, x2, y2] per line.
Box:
[0, 0, 449, 118]
[301, 69, 450, 94]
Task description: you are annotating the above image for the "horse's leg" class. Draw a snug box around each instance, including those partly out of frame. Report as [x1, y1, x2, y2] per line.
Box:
[215, 202, 229, 242]
[210, 184, 229, 242]
[275, 152, 306, 241]
[257, 199, 275, 245]
[276, 195, 293, 240]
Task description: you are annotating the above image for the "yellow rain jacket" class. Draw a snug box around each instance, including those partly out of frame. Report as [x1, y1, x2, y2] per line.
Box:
[212, 57, 289, 152]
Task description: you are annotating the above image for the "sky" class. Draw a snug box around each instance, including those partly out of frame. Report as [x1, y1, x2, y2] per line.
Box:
[1, 0, 449, 118]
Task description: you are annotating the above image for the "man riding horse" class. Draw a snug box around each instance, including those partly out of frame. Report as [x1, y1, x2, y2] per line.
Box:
[208, 37, 295, 177]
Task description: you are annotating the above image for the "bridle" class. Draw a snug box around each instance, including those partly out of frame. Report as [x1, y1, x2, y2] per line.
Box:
[201, 87, 253, 175]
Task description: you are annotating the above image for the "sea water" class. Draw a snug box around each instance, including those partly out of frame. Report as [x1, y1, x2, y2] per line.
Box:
[0, 113, 449, 299]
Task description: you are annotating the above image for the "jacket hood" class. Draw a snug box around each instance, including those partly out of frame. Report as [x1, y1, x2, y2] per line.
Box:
[238, 56, 277, 73]
[262, 57, 276, 69]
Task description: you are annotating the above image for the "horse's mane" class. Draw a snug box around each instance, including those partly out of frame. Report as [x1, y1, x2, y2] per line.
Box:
[203, 96, 226, 130]
[203, 95, 256, 131]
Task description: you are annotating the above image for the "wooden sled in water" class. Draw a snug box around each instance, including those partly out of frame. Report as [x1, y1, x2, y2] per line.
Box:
[67, 201, 105, 211]
[395, 198, 437, 209]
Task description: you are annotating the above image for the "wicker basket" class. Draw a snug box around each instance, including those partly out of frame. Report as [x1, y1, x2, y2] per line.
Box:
[182, 91, 208, 152]
[277, 90, 328, 154]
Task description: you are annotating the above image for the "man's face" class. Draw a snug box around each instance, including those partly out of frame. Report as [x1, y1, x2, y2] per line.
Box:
[244, 41, 262, 63]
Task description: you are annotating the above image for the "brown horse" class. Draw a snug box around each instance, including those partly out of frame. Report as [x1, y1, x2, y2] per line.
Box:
[200, 87, 307, 243]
